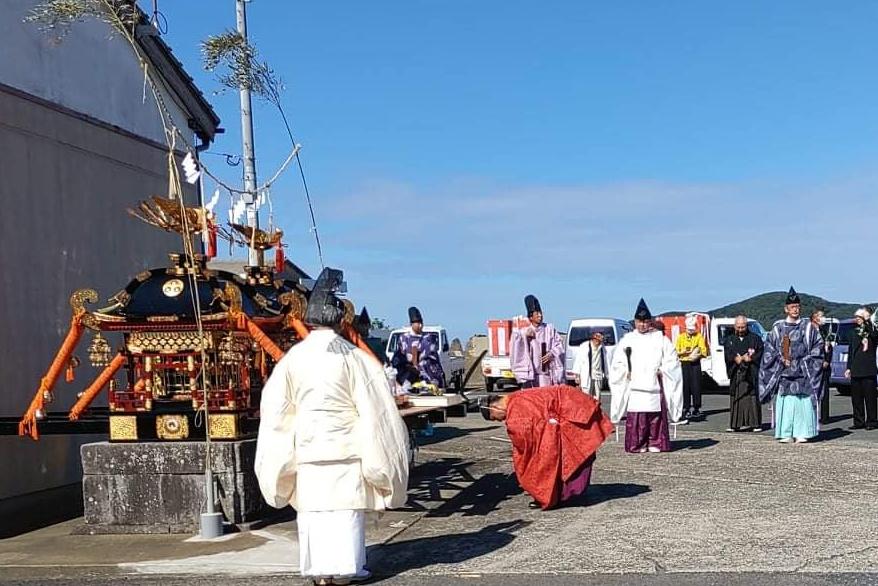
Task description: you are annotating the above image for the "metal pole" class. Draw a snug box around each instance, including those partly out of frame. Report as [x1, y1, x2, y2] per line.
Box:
[237, 0, 261, 267]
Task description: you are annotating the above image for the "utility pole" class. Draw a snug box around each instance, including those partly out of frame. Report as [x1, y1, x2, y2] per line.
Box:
[236, 0, 261, 267]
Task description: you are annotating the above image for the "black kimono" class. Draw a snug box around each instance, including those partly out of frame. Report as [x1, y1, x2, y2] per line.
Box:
[723, 330, 764, 429]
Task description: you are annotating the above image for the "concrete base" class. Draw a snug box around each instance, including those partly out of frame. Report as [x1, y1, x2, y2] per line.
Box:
[79, 440, 267, 534]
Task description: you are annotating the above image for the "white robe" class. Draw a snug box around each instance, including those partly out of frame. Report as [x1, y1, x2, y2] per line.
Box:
[608, 330, 683, 424]
[572, 343, 608, 398]
[255, 329, 410, 513]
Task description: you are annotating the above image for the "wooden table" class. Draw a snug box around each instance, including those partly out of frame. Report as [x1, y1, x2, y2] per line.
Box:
[398, 404, 449, 429]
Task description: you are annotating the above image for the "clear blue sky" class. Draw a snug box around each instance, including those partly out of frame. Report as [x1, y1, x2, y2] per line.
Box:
[154, 1, 878, 340]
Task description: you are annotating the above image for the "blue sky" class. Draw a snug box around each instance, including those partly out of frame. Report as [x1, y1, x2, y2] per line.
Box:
[153, 1, 878, 340]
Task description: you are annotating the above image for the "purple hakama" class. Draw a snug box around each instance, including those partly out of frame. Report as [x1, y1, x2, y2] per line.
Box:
[623, 392, 671, 453]
[560, 456, 595, 502]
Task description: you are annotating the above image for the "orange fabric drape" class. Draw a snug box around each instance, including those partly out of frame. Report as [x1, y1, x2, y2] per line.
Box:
[289, 317, 310, 340]
[19, 313, 86, 440]
[236, 313, 285, 362]
[68, 354, 127, 421]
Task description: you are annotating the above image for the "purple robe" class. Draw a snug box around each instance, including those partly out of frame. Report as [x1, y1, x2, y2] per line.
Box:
[399, 331, 446, 387]
[759, 319, 823, 402]
[510, 322, 565, 387]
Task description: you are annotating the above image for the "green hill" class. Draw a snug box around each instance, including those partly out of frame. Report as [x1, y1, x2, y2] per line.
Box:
[709, 292, 877, 327]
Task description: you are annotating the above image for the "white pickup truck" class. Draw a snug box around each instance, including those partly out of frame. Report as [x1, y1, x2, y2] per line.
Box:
[481, 318, 522, 393]
[385, 326, 465, 391]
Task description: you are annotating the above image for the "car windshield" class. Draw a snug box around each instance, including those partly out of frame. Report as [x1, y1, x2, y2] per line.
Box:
[568, 326, 616, 347]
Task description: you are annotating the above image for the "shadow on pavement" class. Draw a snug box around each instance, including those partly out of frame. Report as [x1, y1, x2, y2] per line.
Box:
[673, 438, 720, 450]
[417, 425, 498, 446]
[578, 482, 651, 507]
[367, 520, 527, 580]
[825, 413, 852, 424]
[694, 407, 729, 418]
[426, 472, 522, 517]
[811, 428, 853, 443]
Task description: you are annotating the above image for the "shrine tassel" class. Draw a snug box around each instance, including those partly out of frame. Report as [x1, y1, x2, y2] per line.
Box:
[275, 242, 285, 273]
[65, 360, 75, 383]
[206, 223, 218, 259]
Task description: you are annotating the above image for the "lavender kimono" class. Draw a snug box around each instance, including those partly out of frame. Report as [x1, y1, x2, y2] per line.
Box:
[399, 332, 446, 387]
[510, 323, 565, 387]
[759, 319, 823, 403]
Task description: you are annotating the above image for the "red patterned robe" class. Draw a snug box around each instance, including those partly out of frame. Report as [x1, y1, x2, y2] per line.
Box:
[504, 385, 613, 509]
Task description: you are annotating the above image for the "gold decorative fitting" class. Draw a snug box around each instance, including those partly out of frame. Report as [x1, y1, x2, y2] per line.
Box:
[35, 408, 46, 421]
[109, 290, 131, 306]
[87, 332, 112, 367]
[70, 289, 100, 330]
[127, 331, 211, 354]
[70, 288, 98, 314]
[157, 415, 189, 440]
[110, 416, 137, 441]
[146, 315, 180, 323]
[280, 291, 307, 320]
[223, 282, 243, 314]
[90, 312, 126, 324]
[41, 389, 54, 403]
[208, 414, 239, 439]
[218, 332, 245, 365]
[162, 279, 185, 298]
[135, 270, 152, 283]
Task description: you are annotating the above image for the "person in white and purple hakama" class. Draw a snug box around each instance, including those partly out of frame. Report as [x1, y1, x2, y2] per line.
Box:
[396, 306, 446, 387]
[759, 287, 823, 443]
[609, 299, 684, 453]
[510, 294, 565, 388]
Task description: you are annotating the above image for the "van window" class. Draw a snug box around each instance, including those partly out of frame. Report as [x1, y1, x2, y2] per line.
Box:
[387, 332, 401, 354]
[717, 322, 766, 344]
[837, 323, 855, 346]
[441, 331, 449, 353]
[568, 326, 616, 347]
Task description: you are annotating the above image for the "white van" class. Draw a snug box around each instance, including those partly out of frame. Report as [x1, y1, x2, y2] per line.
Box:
[385, 326, 465, 390]
[704, 317, 767, 387]
[564, 318, 633, 385]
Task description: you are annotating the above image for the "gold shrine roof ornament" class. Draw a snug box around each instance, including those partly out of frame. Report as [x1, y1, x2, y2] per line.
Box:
[228, 223, 283, 251]
[128, 196, 213, 236]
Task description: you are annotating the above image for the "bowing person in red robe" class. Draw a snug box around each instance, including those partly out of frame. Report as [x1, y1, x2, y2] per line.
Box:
[481, 386, 613, 510]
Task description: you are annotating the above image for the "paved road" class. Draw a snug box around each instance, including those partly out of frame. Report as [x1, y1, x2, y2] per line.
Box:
[3, 385, 877, 585]
[5, 571, 878, 586]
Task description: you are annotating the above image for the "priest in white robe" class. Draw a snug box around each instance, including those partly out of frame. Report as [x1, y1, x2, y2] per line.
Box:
[609, 299, 684, 453]
[255, 268, 410, 585]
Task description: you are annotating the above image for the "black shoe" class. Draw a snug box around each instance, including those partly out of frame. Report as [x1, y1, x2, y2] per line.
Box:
[691, 410, 703, 419]
[528, 500, 541, 509]
[866, 423, 878, 431]
[849, 424, 865, 430]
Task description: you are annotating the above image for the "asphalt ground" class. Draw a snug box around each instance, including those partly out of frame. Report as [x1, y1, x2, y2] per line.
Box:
[2, 385, 877, 584]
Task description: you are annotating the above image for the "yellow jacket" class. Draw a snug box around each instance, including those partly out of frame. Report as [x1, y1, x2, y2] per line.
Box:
[675, 332, 707, 362]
